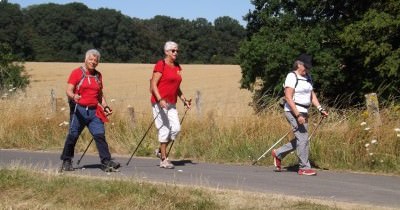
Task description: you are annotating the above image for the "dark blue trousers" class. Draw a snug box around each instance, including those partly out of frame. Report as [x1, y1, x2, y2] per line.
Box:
[60, 103, 111, 162]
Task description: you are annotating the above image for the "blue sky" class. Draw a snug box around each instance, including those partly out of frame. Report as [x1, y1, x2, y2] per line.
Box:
[9, 0, 254, 26]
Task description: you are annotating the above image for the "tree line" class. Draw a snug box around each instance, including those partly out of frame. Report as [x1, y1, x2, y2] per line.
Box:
[0, 1, 246, 64]
[239, 0, 399, 108]
[1, 0, 399, 108]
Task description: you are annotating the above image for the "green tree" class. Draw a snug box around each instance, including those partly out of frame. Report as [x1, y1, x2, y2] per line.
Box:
[2, 2, 246, 64]
[213, 16, 246, 64]
[0, 43, 30, 97]
[339, 0, 400, 101]
[239, 0, 399, 110]
[0, 1, 32, 59]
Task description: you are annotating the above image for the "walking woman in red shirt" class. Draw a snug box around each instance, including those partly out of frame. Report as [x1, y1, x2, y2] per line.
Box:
[150, 41, 191, 169]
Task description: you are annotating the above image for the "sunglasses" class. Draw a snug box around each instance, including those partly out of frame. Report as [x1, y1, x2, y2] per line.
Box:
[170, 49, 179, 53]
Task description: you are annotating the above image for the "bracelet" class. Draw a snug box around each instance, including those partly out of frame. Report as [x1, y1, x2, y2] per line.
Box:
[104, 106, 111, 111]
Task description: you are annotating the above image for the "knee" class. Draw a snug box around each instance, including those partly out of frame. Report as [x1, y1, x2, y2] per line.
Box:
[297, 139, 309, 147]
[93, 133, 106, 141]
[66, 132, 79, 142]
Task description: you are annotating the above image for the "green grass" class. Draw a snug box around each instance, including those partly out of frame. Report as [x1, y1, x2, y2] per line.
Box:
[0, 168, 349, 210]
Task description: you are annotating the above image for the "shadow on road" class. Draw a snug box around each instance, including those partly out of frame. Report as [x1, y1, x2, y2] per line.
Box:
[171, 159, 196, 166]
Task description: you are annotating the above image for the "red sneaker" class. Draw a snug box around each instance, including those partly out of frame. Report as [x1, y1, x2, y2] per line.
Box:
[271, 150, 281, 172]
[298, 168, 317, 176]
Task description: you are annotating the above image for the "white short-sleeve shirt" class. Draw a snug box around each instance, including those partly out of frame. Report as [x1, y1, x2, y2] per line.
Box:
[283, 72, 313, 113]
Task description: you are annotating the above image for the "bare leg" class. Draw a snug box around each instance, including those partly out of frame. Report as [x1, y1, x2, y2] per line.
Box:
[160, 142, 168, 160]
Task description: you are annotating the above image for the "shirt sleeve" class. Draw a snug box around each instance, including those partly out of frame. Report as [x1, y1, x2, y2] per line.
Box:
[67, 68, 82, 86]
[284, 72, 297, 89]
[153, 60, 164, 73]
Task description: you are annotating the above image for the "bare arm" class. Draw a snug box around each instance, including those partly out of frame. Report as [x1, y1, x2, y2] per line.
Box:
[285, 87, 306, 124]
[151, 72, 168, 108]
[100, 92, 112, 115]
[178, 88, 191, 109]
[285, 87, 299, 116]
[66, 83, 80, 101]
[311, 91, 328, 117]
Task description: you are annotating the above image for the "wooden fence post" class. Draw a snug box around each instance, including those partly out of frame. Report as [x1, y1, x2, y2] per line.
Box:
[195, 90, 202, 117]
[127, 105, 135, 127]
[50, 89, 56, 112]
[365, 92, 382, 127]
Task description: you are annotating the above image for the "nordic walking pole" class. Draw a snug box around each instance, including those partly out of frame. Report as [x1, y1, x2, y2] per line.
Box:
[126, 112, 160, 166]
[77, 138, 93, 165]
[166, 106, 189, 158]
[251, 128, 295, 165]
[308, 116, 325, 141]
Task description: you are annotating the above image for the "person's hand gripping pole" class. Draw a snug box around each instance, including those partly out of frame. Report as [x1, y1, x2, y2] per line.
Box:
[183, 98, 192, 110]
[104, 105, 113, 116]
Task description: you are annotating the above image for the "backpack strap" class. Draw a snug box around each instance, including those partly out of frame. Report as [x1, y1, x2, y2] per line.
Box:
[76, 67, 86, 93]
[292, 71, 313, 88]
[76, 66, 100, 93]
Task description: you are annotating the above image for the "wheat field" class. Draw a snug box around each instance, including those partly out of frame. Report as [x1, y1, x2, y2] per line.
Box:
[25, 62, 254, 118]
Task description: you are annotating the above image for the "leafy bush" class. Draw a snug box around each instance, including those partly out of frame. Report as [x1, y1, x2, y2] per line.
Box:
[0, 43, 30, 98]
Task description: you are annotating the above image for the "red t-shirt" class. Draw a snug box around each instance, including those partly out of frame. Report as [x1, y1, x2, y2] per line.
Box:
[150, 60, 182, 104]
[68, 67, 103, 107]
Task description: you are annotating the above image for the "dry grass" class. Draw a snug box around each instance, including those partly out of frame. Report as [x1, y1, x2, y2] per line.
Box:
[2, 167, 394, 210]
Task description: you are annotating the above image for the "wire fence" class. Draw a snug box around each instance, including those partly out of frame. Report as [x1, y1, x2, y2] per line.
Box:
[1, 88, 256, 119]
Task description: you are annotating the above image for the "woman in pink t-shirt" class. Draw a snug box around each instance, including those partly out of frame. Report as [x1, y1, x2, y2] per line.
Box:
[150, 41, 191, 169]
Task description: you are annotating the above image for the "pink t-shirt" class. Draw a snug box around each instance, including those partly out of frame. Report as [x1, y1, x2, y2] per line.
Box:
[150, 60, 182, 104]
[68, 67, 103, 107]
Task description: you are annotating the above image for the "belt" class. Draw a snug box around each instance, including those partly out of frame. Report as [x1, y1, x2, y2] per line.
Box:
[78, 104, 97, 110]
[295, 102, 310, 109]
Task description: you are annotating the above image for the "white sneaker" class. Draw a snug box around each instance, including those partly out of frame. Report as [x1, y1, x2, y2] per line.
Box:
[154, 148, 161, 158]
[159, 158, 174, 169]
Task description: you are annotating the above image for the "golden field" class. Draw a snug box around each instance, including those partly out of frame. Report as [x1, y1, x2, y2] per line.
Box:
[25, 62, 254, 118]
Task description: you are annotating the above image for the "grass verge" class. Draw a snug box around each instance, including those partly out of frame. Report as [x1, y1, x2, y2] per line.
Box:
[1, 167, 388, 210]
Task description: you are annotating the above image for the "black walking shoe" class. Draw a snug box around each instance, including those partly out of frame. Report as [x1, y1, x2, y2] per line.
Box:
[101, 159, 121, 172]
[61, 159, 74, 171]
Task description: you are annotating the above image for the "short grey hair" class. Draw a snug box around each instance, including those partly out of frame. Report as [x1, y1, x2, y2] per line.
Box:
[164, 41, 178, 51]
[292, 60, 304, 71]
[85, 49, 101, 61]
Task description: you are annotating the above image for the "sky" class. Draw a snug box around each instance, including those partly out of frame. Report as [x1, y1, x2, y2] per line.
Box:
[9, 0, 254, 26]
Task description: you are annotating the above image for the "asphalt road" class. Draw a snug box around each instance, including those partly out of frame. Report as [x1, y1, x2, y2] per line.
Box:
[1, 149, 399, 209]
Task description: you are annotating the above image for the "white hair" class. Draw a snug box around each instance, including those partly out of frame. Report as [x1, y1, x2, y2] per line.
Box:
[164, 41, 178, 51]
[85, 49, 101, 61]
